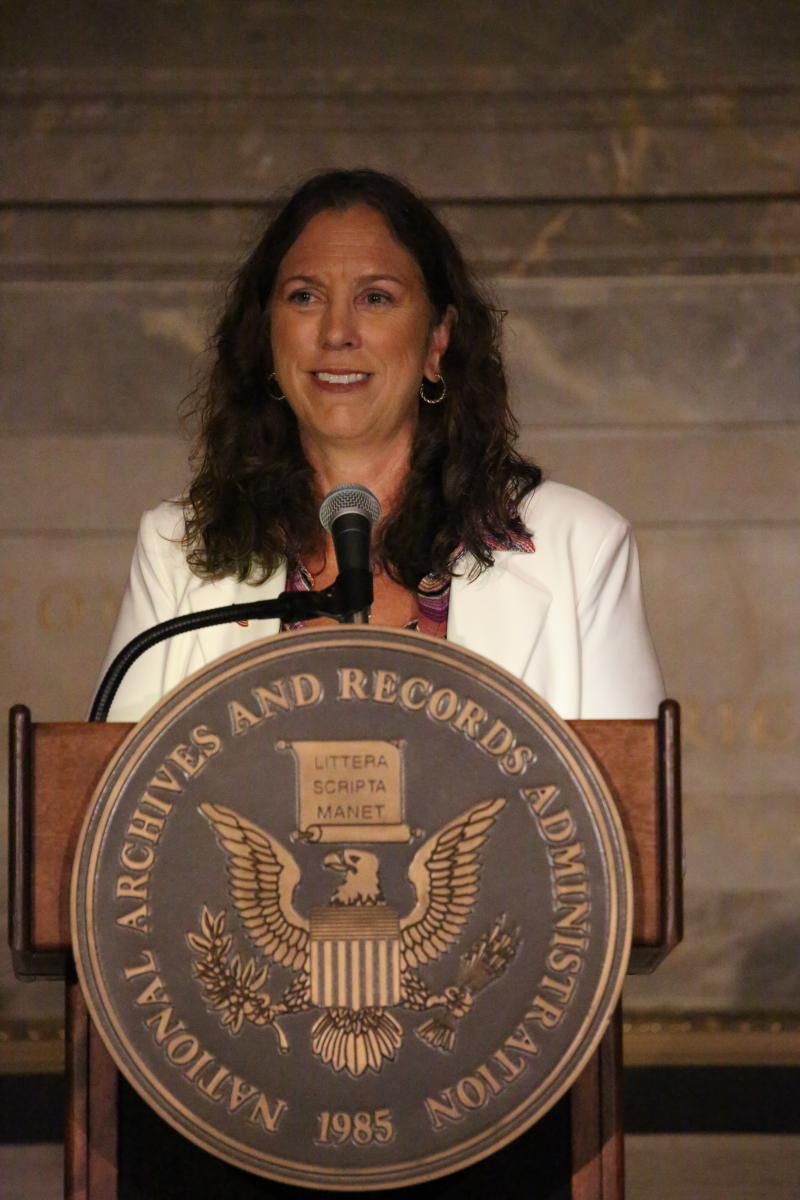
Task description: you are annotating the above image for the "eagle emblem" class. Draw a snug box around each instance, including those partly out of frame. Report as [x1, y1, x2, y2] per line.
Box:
[188, 798, 520, 1077]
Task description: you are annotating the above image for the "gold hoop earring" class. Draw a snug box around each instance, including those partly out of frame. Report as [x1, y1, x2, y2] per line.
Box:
[267, 371, 287, 402]
[420, 373, 446, 405]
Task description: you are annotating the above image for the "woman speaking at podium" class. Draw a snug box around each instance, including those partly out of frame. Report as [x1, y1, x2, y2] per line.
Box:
[99, 169, 664, 723]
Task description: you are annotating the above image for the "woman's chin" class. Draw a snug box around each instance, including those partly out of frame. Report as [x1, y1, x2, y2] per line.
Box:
[301, 412, 415, 451]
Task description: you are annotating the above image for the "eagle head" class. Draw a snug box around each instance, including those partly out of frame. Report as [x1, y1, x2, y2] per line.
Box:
[324, 849, 384, 906]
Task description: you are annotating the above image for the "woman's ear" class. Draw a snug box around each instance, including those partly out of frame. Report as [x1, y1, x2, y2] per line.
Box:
[424, 304, 458, 379]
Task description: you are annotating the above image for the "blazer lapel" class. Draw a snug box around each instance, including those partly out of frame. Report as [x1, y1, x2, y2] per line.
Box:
[185, 563, 288, 666]
[448, 552, 552, 682]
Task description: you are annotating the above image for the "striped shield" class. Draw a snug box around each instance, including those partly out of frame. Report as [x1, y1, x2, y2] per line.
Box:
[309, 907, 401, 1010]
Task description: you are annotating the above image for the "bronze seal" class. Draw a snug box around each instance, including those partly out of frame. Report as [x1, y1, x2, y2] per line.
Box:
[72, 627, 631, 1190]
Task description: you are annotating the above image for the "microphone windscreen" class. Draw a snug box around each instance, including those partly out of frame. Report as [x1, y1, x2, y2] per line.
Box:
[319, 484, 381, 533]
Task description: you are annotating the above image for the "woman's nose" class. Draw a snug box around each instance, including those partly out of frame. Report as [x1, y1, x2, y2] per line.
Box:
[319, 299, 361, 349]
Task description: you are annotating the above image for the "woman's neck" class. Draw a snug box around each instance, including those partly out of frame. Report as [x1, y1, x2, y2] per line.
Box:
[301, 430, 414, 518]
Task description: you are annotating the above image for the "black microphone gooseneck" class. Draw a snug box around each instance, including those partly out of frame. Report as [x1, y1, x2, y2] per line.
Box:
[89, 485, 380, 722]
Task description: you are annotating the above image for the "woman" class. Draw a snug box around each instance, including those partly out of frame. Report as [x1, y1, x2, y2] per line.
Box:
[99, 169, 664, 722]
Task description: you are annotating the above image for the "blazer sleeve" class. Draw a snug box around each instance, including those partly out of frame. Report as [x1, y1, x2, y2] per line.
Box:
[93, 506, 184, 722]
[576, 518, 665, 719]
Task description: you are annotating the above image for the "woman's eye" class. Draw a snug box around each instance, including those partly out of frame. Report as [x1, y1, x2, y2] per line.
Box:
[363, 291, 392, 306]
[287, 289, 314, 305]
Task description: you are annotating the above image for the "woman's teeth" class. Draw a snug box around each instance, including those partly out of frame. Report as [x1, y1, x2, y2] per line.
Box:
[314, 372, 369, 384]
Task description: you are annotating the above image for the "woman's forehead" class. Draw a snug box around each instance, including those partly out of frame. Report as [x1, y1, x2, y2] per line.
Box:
[277, 204, 424, 282]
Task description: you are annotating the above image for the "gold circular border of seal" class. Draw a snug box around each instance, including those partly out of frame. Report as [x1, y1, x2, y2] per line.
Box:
[71, 626, 633, 1191]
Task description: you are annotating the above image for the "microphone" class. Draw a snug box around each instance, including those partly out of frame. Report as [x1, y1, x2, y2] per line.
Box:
[319, 484, 381, 624]
[90, 486, 381, 719]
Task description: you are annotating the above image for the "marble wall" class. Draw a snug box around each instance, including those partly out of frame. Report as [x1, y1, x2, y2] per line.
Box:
[1, 1, 799, 1067]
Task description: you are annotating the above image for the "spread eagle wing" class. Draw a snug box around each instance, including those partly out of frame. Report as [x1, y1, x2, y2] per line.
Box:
[399, 797, 506, 970]
[200, 803, 309, 972]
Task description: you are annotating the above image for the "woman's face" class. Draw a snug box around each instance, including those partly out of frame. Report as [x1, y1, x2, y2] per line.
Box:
[269, 204, 454, 452]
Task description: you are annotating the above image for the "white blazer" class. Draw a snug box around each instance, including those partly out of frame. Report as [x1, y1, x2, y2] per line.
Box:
[98, 480, 665, 723]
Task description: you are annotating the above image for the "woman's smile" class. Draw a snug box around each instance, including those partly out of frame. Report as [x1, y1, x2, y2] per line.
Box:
[310, 369, 372, 391]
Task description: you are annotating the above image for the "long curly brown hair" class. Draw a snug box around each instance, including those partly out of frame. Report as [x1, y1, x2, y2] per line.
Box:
[183, 169, 541, 589]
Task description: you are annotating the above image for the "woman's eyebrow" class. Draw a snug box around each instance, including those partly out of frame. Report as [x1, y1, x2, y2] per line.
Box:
[279, 274, 321, 286]
[356, 273, 407, 286]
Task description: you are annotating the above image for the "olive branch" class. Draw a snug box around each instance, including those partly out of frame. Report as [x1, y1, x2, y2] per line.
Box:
[187, 907, 289, 1051]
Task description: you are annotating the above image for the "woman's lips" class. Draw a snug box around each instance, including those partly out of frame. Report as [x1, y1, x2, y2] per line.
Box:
[310, 371, 372, 392]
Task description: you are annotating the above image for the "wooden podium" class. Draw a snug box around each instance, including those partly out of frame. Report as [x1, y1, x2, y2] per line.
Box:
[9, 700, 681, 1200]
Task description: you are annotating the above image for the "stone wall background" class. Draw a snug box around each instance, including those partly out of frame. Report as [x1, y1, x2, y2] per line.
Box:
[1, 1, 799, 1068]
